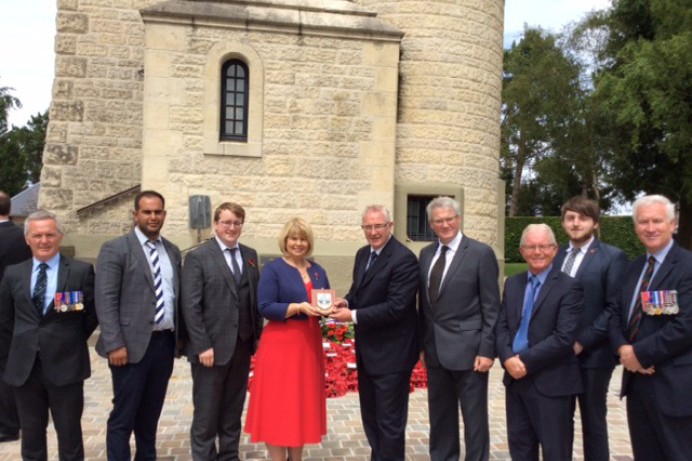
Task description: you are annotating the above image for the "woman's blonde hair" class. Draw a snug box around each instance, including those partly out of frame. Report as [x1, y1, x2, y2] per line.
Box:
[278, 217, 314, 257]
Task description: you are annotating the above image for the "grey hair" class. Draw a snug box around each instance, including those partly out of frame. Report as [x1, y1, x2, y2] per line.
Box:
[362, 205, 392, 223]
[632, 194, 675, 222]
[24, 210, 64, 236]
[426, 196, 461, 221]
[519, 223, 556, 247]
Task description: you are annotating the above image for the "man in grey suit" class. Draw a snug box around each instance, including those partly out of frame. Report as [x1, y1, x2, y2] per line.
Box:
[182, 202, 262, 461]
[95, 190, 183, 461]
[418, 197, 501, 461]
[0, 210, 98, 460]
[555, 197, 628, 461]
[0, 191, 31, 443]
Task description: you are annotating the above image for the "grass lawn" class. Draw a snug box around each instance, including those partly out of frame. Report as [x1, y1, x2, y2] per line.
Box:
[504, 263, 527, 277]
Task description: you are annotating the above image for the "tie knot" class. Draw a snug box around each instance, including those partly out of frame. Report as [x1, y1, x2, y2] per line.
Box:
[38, 262, 48, 271]
[529, 275, 540, 288]
[146, 240, 157, 249]
[229, 247, 238, 255]
[570, 247, 580, 255]
[647, 255, 656, 266]
[440, 245, 449, 254]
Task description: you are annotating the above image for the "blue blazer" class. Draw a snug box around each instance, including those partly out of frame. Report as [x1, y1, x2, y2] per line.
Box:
[608, 243, 692, 417]
[554, 239, 629, 368]
[258, 257, 330, 322]
[496, 268, 584, 396]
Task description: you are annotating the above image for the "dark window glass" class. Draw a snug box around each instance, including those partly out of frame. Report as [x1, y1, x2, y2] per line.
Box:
[407, 195, 437, 242]
[220, 60, 249, 141]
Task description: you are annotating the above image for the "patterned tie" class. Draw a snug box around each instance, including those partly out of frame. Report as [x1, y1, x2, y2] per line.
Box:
[32, 262, 49, 315]
[428, 245, 449, 306]
[228, 248, 242, 285]
[513, 275, 540, 354]
[626, 256, 656, 342]
[145, 241, 165, 325]
[562, 247, 580, 276]
[365, 251, 378, 272]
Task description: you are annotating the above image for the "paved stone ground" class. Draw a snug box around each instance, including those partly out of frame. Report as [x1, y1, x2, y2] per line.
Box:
[0, 349, 633, 460]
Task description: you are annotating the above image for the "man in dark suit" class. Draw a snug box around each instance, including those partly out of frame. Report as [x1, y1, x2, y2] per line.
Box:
[0, 191, 31, 443]
[95, 190, 183, 461]
[182, 202, 262, 461]
[331, 205, 419, 461]
[0, 210, 98, 460]
[608, 194, 692, 460]
[418, 196, 500, 461]
[554, 197, 628, 461]
[496, 223, 583, 461]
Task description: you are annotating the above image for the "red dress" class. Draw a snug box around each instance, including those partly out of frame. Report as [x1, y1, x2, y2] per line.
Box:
[245, 280, 326, 446]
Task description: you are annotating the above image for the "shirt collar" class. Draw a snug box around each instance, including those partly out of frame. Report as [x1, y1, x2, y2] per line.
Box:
[134, 226, 161, 246]
[567, 235, 595, 254]
[438, 232, 462, 253]
[648, 239, 674, 265]
[32, 253, 61, 271]
[528, 264, 553, 285]
[214, 234, 239, 252]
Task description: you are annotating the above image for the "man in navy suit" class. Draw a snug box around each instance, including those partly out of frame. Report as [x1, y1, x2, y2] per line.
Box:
[0, 210, 98, 460]
[96, 190, 183, 461]
[0, 191, 31, 443]
[331, 205, 419, 461]
[554, 197, 628, 461]
[609, 194, 692, 460]
[496, 223, 583, 461]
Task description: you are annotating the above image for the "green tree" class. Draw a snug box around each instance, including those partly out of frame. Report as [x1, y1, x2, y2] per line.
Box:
[0, 79, 47, 196]
[593, 0, 692, 246]
[502, 26, 611, 216]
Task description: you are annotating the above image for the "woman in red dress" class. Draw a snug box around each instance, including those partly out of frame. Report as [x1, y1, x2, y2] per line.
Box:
[245, 218, 333, 461]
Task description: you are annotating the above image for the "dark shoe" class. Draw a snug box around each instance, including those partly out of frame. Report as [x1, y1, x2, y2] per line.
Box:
[0, 432, 19, 443]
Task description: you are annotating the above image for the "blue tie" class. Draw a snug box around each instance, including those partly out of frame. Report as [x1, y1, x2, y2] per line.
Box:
[513, 275, 540, 354]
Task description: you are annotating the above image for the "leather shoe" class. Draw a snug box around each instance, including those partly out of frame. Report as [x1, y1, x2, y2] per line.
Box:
[0, 432, 19, 443]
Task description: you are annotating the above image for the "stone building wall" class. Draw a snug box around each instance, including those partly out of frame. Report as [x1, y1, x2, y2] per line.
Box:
[40, 0, 505, 290]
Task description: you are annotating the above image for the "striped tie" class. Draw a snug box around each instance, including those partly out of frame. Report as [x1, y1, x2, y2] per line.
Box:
[562, 247, 580, 276]
[145, 240, 165, 325]
[626, 256, 656, 342]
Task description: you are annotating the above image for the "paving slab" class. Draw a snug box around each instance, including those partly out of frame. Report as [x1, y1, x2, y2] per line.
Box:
[0, 349, 633, 460]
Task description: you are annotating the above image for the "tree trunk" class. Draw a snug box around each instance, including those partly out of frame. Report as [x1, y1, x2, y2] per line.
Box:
[676, 197, 692, 250]
[509, 139, 526, 217]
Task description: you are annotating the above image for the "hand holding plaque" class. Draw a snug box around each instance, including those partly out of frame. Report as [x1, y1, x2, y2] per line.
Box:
[311, 289, 337, 316]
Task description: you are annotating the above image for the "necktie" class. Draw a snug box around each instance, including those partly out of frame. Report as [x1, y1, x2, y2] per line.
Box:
[228, 248, 242, 285]
[365, 251, 378, 272]
[428, 245, 449, 305]
[33, 262, 48, 315]
[513, 275, 540, 354]
[626, 256, 656, 342]
[562, 247, 580, 276]
[145, 241, 165, 325]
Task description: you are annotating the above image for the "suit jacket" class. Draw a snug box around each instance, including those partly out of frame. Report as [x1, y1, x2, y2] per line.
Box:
[181, 239, 261, 364]
[419, 236, 500, 370]
[554, 239, 629, 368]
[0, 221, 31, 281]
[344, 236, 419, 375]
[0, 255, 97, 387]
[94, 230, 182, 363]
[608, 242, 692, 417]
[496, 268, 584, 396]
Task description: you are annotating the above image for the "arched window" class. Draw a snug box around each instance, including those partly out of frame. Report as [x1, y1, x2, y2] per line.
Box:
[220, 60, 249, 141]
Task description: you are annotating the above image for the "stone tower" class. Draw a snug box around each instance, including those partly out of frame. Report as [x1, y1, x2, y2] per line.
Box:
[40, 0, 505, 290]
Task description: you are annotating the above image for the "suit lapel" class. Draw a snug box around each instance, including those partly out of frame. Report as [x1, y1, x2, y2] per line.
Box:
[128, 231, 155, 291]
[648, 244, 678, 291]
[210, 241, 238, 294]
[19, 260, 36, 316]
[574, 240, 599, 278]
[437, 238, 469, 298]
[530, 270, 558, 318]
[360, 245, 387, 288]
[420, 245, 435, 305]
[512, 275, 528, 329]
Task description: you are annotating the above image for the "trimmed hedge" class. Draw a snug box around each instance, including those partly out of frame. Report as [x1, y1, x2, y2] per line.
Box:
[505, 216, 644, 263]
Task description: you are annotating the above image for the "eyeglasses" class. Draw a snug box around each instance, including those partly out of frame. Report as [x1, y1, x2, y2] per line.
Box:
[430, 216, 458, 226]
[217, 220, 243, 228]
[361, 223, 389, 232]
[521, 244, 555, 253]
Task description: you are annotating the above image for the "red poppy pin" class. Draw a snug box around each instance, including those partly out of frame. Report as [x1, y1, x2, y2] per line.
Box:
[248, 259, 256, 268]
